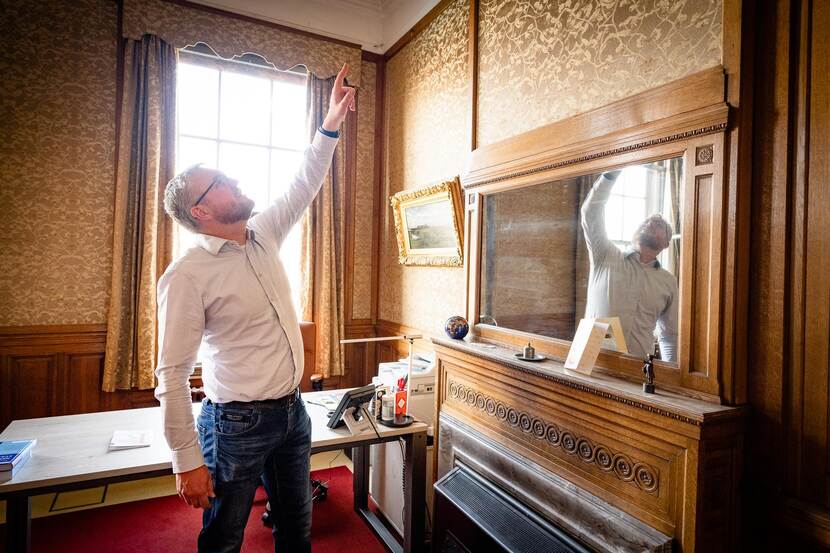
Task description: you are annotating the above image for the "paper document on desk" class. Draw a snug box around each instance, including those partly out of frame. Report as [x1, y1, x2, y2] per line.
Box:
[315, 394, 345, 410]
[108, 430, 153, 451]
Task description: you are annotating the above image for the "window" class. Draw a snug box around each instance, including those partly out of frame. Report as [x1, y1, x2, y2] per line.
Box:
[603, 162, 680, 270]
[174, 51, 309, 315]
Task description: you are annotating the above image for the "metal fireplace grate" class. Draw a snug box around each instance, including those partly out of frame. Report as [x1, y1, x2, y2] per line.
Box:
[434, 466, 592, 553]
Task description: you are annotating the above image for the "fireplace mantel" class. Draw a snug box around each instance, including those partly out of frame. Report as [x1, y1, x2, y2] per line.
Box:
[432, 336, 745, 552]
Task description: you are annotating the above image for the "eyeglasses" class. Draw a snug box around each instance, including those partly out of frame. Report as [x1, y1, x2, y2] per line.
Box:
[192, 174, 224, 207]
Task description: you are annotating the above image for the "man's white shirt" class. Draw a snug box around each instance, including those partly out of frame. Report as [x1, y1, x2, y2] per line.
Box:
[155, 131, 338, 473]
[581, 174, 679, 362]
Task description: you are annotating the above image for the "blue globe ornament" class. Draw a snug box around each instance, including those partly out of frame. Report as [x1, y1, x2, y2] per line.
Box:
[444, 316, 469, 340]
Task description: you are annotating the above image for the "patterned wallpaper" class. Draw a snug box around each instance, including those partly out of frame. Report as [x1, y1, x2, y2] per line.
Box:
[0, 0, 117, 326]
[352, 61, 377, 321]
[477, 0, 723, 146]
[379, 0, 469, 335]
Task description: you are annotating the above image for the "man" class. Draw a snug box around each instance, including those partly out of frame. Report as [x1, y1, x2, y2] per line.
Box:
[155, 64, 355, 553]
[580, 169, 678, 362]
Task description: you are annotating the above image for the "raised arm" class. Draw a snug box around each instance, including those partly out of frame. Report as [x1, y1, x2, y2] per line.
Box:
[154, 268, 213, 508]
[580, 170, 620, 265]
[249, 63, 356, 245]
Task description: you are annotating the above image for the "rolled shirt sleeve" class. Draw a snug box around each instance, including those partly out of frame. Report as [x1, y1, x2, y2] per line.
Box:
[155, 267, 205, 474]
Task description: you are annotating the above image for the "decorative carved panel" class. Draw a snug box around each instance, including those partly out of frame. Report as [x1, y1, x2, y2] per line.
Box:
[433, 337, 745, 552]
[446, 378, 660, 494]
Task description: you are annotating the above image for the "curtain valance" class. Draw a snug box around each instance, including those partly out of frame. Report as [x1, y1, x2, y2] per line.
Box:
[123, 0, 363, 87]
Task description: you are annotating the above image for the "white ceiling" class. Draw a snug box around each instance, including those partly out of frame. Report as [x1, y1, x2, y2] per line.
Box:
[186, 0, 443, 54]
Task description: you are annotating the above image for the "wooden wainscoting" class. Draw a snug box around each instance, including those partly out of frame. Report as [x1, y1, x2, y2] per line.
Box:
[0, 322, 322, 430]
[0, 325, 157, 430]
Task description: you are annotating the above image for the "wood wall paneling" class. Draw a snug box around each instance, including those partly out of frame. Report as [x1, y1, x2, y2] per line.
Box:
[802, 0, 830, 511]
[747, 0, 830, 548]
[0, 325, 134, 430]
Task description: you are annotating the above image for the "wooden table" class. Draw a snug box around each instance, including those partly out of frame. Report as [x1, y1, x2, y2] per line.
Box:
[0, 391, 428, 553]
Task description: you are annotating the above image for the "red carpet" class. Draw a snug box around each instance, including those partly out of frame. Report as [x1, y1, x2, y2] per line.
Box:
[19, 466, 388, 553]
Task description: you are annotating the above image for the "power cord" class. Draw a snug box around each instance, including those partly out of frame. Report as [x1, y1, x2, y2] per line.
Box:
[318, 449, 343, 486]
[362, 405, 383, 442]
[398, 437, 432, 537]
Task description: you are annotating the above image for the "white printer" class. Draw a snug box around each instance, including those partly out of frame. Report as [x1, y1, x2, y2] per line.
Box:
[370, 352, 436, 537]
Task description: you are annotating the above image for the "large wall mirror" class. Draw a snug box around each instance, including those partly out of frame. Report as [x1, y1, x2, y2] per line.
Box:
[478, 157, 683, 365]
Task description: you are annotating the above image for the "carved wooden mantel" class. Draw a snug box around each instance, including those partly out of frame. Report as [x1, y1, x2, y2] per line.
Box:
[433, 336, 745, 552]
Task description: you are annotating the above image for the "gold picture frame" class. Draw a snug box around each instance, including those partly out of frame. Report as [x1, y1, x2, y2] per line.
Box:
[390, 177, 464, 267]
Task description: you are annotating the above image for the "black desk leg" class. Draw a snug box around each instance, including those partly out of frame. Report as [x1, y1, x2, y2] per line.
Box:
[352, 445, 369, 511]
[403, 431, 427, 553]
[6, 495, 32, 553]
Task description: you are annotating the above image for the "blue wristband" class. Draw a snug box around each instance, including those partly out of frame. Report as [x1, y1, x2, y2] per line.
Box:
[318, 125, 339, 138]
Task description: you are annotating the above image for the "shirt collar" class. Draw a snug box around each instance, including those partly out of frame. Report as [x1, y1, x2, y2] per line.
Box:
[625, 248, 661, 269]
[193, 228, 257, 256]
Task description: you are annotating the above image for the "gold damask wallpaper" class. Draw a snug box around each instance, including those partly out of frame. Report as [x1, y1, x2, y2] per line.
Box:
[477, 0, 723, 146]
[352, 61, 377, 321]
[379, 0, 469, 335]
[0, 0, 117, 326]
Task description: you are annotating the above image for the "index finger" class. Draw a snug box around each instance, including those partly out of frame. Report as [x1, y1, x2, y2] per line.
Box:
[334, 63, 348, 90]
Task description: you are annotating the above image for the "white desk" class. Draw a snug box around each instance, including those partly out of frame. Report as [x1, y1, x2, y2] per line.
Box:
[0, 391, 428, 553]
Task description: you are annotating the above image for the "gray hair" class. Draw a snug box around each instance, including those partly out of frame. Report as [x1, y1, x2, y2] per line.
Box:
[634, 214, 673, 244]
[164, 164, 203, 233]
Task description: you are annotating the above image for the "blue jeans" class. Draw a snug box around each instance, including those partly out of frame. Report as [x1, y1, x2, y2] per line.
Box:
[196, 391, 312, 553]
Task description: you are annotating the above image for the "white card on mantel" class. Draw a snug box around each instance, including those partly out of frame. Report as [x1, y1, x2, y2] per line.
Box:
[108, 430, 153, 451]
[564, 318, 610, 375]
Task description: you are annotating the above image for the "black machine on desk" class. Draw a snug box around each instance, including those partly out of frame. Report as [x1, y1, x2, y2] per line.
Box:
[327, 384, 415, 430]
[326, 384, 376, 429]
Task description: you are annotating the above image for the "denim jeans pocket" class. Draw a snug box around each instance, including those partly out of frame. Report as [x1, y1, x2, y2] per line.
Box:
[214, 406, 260, 436]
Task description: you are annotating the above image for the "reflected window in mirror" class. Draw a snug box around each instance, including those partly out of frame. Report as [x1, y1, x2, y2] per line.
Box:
[478, 157, 683, 365]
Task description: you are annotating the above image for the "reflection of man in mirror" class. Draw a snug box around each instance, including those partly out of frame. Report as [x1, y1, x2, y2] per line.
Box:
[580, 169, 678, 362]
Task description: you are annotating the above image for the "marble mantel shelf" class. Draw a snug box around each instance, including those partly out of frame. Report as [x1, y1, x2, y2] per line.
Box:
[431, 336, 745, 428]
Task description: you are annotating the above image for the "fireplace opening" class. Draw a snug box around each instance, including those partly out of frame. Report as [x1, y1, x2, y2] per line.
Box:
[433, 465, 593, 553]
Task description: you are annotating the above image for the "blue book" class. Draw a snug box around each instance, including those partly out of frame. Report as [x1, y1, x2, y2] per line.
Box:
[0, 439, 37, 472]
[0, 453, 33, 483]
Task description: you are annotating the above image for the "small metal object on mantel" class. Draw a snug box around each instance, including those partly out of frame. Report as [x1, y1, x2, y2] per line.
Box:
[642, 354, 656, 394]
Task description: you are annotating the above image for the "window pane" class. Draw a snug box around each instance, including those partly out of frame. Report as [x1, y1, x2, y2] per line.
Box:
[220, 71, 271, 145]
[621, 166, 647, 197]
[270, 150, 304, 199]
[623, 196, 647, 239]
[604, 194, 624, 241]
[177, 63, 218, 138]
[177, 136, 217, 172]
[280, 224, 303, 317]
[218, 143, 270, 210]
[174, 226, 198, 260]
[272, 81, 308, 149]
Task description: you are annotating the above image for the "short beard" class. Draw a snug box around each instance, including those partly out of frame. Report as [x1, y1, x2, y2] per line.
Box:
[215, 197, 255, 224]
[636, 233, 664, 251]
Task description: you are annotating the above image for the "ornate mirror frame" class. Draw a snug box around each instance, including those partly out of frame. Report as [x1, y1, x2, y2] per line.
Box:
[461, 67, 731, 402]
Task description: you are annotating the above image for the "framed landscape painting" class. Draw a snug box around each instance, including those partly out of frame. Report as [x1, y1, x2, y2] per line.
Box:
[390, 177, 464, 267]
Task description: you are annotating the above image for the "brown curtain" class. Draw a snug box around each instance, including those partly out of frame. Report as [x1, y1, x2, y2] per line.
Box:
[103, 35, 176, 391]
[666, 158, 682, 278]
[299, 75, 347, 378]
[122, 0, 362, 87]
